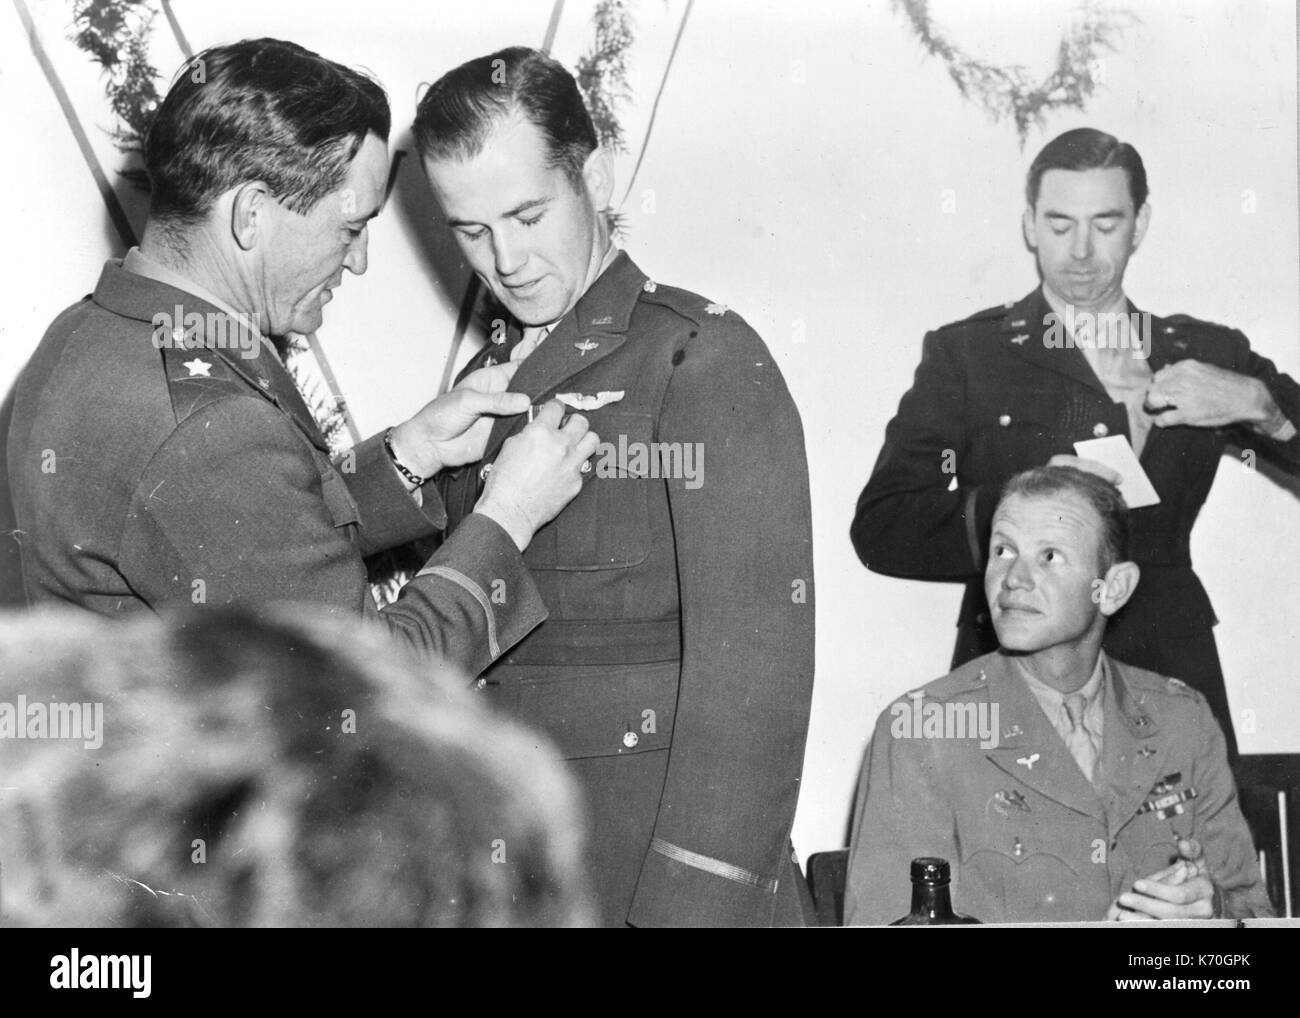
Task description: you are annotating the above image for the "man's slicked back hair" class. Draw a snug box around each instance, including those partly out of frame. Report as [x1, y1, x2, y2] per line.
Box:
[413, 46, 597, 186]
[997, 465, 1131, 571]
[1025, 127, 1149, 211]
[145, 38, 390, 227]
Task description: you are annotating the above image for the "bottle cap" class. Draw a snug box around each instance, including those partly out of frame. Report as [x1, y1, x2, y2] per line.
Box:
[910, 857, 951, 884]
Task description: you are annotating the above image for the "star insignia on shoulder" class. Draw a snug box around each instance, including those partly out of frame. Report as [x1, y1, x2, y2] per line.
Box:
[182, 358, 212, 378]
[1010, 334, 1029, 345]
[705, 301, 728, 316]
[642, 279, 657, 293]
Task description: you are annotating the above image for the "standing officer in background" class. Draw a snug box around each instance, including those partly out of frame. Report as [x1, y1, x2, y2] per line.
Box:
[7, 39, 596, 676]
[852, 128, 1300, 755]
[414, 47, 816, 927]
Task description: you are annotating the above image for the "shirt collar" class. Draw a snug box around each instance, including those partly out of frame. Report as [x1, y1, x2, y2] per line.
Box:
[122, 247, 279, 360]
[1016, 653, 1107, 736]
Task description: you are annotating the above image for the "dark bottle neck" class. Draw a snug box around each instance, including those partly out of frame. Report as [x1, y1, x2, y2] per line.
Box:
[909, 880, 956, 920]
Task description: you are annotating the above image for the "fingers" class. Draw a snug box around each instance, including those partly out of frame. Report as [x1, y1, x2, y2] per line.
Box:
[530, 399, 565, 428]
[1117, 873, 1216, 919]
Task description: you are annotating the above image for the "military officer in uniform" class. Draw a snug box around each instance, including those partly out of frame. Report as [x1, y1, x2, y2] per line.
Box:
[7, 39, 597, 677]
[414, 47, 816, 927]
[846, 466, 1272, 924]
[852, 128, 1300, 755]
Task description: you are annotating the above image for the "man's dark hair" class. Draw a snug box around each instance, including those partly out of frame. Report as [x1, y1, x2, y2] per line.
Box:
[145, 38, 390, 227]
[997, 465, 1130, 571]
[413, 46, 597, 187]
[1025, 127, 1149, 210]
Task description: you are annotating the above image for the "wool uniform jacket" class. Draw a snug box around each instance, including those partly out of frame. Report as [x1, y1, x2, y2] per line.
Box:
[438, 251, 816, 927]
[7, 261, 545, 676]
[851, 289, 1300, 747]
[845, 650, 1273, 924]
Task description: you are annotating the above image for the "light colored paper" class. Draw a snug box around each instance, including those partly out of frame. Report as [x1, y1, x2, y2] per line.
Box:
[1072, 435, 1161, 508]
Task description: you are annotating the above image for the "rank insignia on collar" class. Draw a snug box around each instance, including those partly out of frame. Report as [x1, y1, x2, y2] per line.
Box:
[705, 302, 728, 316]
[1010, 319, 1027, 328]
[1016, 753, 1040, 770]
[591, 315, 613, 326]
[574, 339, 599, 356]
[1010, 334, 1030, 345]
[182, 358, 212, 378]
[643, 280, 657, 293]
[1002, 724, 1024, 739]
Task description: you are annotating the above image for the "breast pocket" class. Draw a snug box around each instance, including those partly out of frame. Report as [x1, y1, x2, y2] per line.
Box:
[528, 411, 654, 571]
[969, 388, 1066, 476]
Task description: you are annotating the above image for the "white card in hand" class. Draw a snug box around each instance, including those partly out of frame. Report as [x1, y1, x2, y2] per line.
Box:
[1072, 435, 1161, 508]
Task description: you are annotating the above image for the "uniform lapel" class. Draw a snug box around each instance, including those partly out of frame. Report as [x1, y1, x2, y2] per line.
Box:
[480, 251, 644, 465]
[1101, 655, 1168, 830]
[983, 652, 1105, 819]
[1001, 289, 1109, 397]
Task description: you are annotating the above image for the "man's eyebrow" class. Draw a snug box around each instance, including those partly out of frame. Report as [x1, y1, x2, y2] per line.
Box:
[1043, 208, 1127, 220]
[503, 196, 552, 218]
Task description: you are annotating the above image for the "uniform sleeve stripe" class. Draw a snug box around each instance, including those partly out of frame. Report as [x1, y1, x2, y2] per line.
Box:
[650, 837, 778, 893]
[416, 565, 499, 659]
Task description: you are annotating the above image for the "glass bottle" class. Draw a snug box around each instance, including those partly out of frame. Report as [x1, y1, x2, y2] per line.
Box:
[890, 857, 980, 925]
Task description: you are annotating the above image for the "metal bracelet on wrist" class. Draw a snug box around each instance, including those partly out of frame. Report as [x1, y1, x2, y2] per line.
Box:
[383, 427, 427, 487]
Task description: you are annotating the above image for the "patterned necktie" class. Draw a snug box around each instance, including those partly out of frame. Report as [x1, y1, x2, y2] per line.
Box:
[1063, 693, 1100, 783]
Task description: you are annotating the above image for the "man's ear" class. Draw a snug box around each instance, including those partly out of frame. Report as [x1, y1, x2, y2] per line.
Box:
[230, 181, 272, 252]
[581, 146, 615, 211]
[1132, 201, 1151, 252]
[1022, 205, 1038, 251]
[1097, 560, 1140, 618]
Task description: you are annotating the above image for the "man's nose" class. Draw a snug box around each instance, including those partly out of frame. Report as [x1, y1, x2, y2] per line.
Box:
[492, 230, 526, 277]
[1002, 557, 1034, 590]
[1070, 227, 1093, 261]
[344, 226, 369, 275]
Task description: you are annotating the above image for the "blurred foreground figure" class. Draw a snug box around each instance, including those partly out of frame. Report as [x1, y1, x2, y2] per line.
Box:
[0, 607, 594, 927]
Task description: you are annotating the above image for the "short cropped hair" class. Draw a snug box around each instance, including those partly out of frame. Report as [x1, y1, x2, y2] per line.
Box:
[0, 607, 593, 928]
[145, 38, 390, 226]
[997, 465, 1130, 570]
[413, 46, 597, 186]
[1025, 127, 1149, 210]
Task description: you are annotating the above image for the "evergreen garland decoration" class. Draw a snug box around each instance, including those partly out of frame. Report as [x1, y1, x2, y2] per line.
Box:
[895, 0, 1135, 145]
[67, 0, 162, 187]
[575, 0, 637, 238]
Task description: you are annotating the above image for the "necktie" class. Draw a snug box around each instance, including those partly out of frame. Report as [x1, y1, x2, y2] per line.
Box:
[1063, 693, 1100, 783]
[511, 326, 550, 363]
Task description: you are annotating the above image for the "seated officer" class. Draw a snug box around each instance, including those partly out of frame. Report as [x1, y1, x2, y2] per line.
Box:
[845, 466, 1272, 923]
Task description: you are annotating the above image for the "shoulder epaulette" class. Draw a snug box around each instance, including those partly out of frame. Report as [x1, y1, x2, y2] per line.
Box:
[159, 343, 251, 423]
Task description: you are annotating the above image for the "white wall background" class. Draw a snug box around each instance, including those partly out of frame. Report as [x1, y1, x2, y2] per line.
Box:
[2, 0, 1297, 860]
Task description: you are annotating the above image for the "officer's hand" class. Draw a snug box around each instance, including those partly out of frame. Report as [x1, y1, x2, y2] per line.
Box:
[1046, 454, 1122, 486]
[1146, 360, 1275, 429]
[390, 362, 530, 477]
[1106, 838, 1218, 921]
[474, 401, 599, 550]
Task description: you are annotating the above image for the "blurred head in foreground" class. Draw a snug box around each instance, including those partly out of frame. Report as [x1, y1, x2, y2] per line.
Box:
[0, 606, 593, 927]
